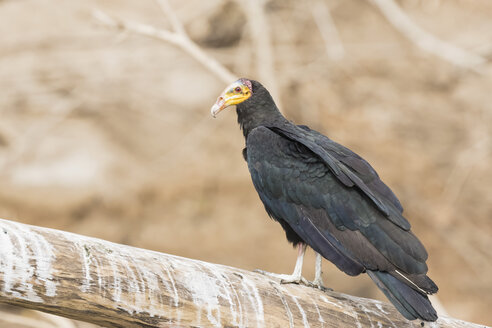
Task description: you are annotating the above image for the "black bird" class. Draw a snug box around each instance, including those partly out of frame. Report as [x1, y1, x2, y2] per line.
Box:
[211, 78, 438, 322]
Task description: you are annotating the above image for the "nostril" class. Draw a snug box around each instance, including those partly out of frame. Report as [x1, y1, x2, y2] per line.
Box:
[217, 96, 225, 106]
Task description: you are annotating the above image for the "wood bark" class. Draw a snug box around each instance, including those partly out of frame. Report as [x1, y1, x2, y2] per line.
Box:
[0, 218, 487, 328]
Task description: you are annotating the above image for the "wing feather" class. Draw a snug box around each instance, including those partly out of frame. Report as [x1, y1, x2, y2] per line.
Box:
[246, 126, 429, 278]
[268, 124, 410, 230]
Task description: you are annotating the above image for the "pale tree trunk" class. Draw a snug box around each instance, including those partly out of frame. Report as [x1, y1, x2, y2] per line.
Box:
[0, 218, 487, 328]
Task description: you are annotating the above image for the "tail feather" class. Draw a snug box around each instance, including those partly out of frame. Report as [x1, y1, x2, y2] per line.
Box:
[394, 270, 438, 294]
[367, 270, 438, 322]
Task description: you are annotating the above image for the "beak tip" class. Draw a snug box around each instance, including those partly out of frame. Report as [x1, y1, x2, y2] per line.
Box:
[211, 94, 227, 118]
[210, 104, 221, 118]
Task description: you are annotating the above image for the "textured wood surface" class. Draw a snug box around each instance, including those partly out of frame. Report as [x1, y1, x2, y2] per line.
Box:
[0, 218, 488, 328]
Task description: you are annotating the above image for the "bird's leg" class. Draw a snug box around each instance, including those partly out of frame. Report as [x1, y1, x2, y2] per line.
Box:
[313, 252, 323, 285]
[281, 243, 308, 284]
[312, 252, 324, 287]
[254, 243, 309, 285]
[309, 252, 332, 291]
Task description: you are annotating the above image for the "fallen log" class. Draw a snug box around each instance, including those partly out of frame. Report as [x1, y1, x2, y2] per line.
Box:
[0, 218, 487, 328]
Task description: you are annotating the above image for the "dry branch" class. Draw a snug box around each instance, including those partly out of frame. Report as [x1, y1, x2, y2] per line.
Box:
[369, 0, 486, 71]
[93, 8, 237, 84]
[310, 0, 345, 61]
[0, 218, 487, 328]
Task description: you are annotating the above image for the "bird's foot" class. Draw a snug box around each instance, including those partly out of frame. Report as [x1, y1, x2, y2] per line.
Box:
[307, 277, 332, 292]
[254, 269, 310, 286]
[280, 275, 310, 286]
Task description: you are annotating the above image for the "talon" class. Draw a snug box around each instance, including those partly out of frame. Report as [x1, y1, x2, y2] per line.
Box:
[300, 277, 310, 286]
[313, 283, 332, 292]
[280, 276, 310, 286]
[308, 279, 332, 292]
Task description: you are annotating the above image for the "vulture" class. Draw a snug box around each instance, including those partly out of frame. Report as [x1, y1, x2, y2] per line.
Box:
[210, 78, 438, 322]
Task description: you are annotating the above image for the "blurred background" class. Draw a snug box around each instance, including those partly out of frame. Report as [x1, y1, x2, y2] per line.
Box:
[0, 0, 491, 326]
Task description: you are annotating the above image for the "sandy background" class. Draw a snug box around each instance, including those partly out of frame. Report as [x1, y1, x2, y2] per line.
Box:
[0, 0, 491, 326]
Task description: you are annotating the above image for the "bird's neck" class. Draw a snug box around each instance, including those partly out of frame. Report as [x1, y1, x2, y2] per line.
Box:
[236, 92, 285, 138]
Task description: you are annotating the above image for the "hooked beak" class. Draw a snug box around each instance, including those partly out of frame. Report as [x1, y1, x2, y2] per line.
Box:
[211, 96, 226, 118]
[210, 79, 253, 118]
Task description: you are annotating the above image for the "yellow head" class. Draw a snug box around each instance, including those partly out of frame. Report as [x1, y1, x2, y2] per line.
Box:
[210, 79, 253, 118]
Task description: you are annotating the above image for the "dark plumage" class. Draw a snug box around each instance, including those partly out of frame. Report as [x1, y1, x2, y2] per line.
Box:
[212, 79, 438, 322]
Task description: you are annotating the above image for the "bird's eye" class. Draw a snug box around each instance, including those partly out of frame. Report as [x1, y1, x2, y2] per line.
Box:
[235, 87, 242, 93]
